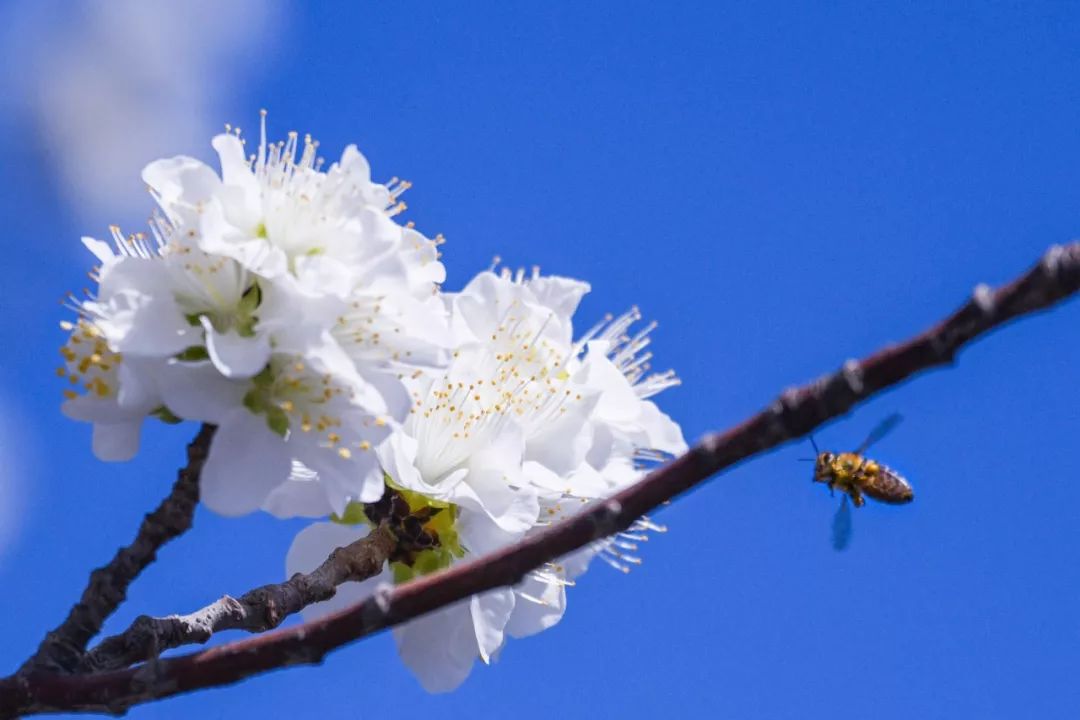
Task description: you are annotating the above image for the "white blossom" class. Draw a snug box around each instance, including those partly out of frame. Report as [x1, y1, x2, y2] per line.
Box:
[60, 117, 451, 517]
[287, 267, 686, 692]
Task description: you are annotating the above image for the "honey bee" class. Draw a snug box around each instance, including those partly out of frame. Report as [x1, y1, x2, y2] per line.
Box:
[806, 413, 914, 551]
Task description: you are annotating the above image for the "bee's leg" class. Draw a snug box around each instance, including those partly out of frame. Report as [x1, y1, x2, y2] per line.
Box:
[851, 489, 865, 508]
[827, 482, 835, 498]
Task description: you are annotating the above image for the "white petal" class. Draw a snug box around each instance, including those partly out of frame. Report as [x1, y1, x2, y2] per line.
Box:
[454, 468, 538, 537]
[211, 134, 261, 209]
[300, 446, 384, 512]
[200, 316, 271, 379]
[81, 236, 116, 264]
[115, 359, 161, 412]
[525, 274, 590, 318]
[141, 155, 222, 212]
[262, 468, 336, 519]
[94, 258, 192, 357]
[91, 421, 143, 462]
[62, 395, 141, 425]
[455, 507, 523, 556]
[506, 575, 567, 639]
[393, 601, 480, 693]
[523, 392, 598, 475]
[293, 255, 356, 299]
[559, 545, 599, 581]
[200, 409, 291, 516]
[376, 432, 430, 495]
[578, 345, 641, 422]
[470, 589, 516, 662]
[362, 370, 412, 423]
[155, 361, 247, 424]
[197, 199, 287, 278]
[637, 400, 689, 455]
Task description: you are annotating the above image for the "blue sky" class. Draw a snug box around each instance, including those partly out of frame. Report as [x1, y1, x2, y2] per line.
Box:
[2, 2, 1080, 718]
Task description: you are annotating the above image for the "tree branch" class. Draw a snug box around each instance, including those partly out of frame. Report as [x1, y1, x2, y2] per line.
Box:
[78, 522, 398, 673]
[19, 424, 216, 674]
[3, 242, 1080, 716]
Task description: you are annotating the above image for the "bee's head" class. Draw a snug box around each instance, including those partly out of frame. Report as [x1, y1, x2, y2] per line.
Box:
[813, 451, 835, 482]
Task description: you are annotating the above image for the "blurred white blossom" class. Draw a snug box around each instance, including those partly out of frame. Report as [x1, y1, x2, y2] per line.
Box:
[0, 0, 284, 228]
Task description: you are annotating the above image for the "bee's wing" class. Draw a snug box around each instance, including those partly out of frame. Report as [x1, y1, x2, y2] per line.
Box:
[855, 413, 903, 455]
[831, 494, 852, 551]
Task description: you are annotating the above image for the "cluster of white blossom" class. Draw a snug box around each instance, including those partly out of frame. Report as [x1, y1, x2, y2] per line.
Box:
[62, 117, 685, 692]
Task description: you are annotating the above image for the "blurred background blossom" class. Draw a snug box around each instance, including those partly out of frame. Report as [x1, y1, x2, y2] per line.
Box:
[1, 0, 283, 229]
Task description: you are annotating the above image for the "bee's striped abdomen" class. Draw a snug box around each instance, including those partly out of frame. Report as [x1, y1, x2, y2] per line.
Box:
[859, 462, 914, 505]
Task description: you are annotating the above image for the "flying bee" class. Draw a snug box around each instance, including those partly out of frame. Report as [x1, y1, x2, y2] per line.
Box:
[803, 413, 914, 551]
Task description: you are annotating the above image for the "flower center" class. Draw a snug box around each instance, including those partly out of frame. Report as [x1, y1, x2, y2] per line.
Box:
[334, 482, 465, 581]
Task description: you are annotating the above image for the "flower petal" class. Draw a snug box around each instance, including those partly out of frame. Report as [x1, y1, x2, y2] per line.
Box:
[470, 589, 516, 663]
[262, 463, 337, 519]
[91, 421, 143, 462]
[155, 361, 247, 424]
[393, 601, 480, 693]
[200, 316, 271, 379]
[141, 154, 222, 214]
[200, 409, 291, 516]
[506, 575, 567, 639]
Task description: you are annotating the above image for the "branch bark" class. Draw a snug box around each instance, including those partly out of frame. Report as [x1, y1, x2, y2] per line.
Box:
[3, 242, 1080, 716]
[19, 424, 215, 674]
[78, 523, 397, 673]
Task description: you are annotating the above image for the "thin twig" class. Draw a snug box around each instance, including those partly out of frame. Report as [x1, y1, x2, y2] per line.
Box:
[79, 523, 397, 673]
[19, 424, 216, 674]
[3, 242, 1080, 716]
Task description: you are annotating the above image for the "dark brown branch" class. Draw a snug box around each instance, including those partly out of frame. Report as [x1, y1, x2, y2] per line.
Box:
[78, 523, 397, 673]
[3, 242, 1080, 716]
[19, 424, 216, 674]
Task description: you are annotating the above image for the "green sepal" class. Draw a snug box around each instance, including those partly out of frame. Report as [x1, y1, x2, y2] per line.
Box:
[331, 501, 370, 526]
[251, 366, 275, 389]
[242, 388, 266, 414]
[175, 346, 210, 362]
[150, 406, 183, 424]
[265, 405, 289, 437]
[236, 316, 258, 338]
[238, 283, 262, 315]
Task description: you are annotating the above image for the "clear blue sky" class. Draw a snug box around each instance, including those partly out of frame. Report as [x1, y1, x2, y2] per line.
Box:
[2, 2, 1080, 718]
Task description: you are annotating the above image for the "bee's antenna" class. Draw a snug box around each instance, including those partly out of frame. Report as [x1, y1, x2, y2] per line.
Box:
[809, 434, 820, 455]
